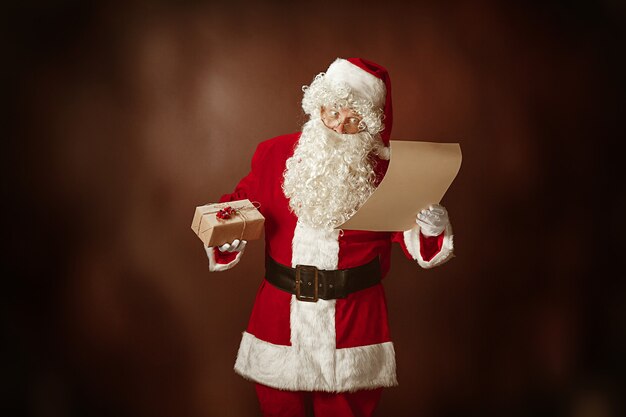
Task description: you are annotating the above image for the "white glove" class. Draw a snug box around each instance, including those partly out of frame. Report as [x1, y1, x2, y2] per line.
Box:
[416, 204, 449, 237]
[217, 239, 247, 253]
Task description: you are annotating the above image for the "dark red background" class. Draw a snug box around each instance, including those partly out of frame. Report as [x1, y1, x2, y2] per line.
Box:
[5, 1, 625, 416]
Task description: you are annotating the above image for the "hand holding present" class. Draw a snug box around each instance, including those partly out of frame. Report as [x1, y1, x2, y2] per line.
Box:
[218, 239, 247, 253]
[191, 199, 264, 247]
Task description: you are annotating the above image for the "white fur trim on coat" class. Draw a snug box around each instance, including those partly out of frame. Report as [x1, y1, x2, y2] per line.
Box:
[325, 58, 386, 108]
[291, 221, 340, 269]
[289, 222, 339, 388]
[403, 223, 454, 268]
[233, 220, 399, 391]
[205, 245, 244, 272]
[234, 331, 398, 392]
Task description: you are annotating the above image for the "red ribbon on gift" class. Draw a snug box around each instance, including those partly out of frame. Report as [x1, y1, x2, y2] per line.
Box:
[216, 206, 236, 220]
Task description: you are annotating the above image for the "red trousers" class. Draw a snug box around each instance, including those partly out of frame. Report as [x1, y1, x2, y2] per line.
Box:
[255, 383, 383, 417]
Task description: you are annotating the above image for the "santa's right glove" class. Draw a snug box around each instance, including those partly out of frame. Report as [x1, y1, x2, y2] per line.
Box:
[416, 204, 449, 237]
[217, 239, 247, 253]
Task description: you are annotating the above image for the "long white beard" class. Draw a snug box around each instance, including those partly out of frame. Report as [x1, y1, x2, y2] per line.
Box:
[282, 118, 380, 230]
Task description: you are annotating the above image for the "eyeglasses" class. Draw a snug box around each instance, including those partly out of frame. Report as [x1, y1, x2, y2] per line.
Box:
[320, 106, 365, 134]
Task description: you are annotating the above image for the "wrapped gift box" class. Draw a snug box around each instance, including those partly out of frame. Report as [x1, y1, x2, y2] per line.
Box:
[191, 199, 265, 247]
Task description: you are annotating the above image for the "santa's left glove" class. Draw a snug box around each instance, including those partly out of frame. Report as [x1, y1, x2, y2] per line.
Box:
[416, 204, 449, 237]
[217, 239, 247, 253]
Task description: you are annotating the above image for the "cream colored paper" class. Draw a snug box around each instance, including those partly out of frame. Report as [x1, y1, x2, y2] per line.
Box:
[337, 140, 462, 232]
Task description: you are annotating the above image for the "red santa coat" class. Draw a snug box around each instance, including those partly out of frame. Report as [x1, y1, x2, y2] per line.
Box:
[207, 133, 454, 392]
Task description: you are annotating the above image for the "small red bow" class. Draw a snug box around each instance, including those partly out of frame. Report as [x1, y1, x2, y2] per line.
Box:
[216, 206, 236, 220]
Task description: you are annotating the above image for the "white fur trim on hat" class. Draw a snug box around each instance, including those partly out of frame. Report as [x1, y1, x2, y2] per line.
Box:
[325, 58, 386, 108]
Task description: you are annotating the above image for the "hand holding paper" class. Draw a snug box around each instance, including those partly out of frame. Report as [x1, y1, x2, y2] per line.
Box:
[416, 204, 449, 236]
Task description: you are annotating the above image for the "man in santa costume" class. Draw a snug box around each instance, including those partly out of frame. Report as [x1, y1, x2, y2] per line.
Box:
[205, 58, 454, 417]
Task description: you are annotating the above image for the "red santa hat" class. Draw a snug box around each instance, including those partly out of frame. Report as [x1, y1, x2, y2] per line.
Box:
[323, 58, 393, 152]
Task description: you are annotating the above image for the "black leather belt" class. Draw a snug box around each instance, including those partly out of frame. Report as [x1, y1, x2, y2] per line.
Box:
[265, 255, 381, 302]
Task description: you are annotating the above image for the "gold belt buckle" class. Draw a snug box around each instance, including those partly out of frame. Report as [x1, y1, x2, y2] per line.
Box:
[295, 264, 319, 302]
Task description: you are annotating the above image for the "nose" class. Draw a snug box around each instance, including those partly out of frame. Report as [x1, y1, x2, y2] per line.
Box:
[334, 123, 344, 134]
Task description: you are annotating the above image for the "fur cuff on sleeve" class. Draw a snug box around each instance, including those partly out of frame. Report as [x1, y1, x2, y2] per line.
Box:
[403, 223, 454, 269]
[205, 245, 244, 272]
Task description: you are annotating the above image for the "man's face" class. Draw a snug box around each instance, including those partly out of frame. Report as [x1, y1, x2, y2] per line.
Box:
[320, 106, 363, 135]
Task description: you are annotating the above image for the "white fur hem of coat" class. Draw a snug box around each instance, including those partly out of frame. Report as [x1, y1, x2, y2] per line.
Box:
[234, 331, 398, 392]
[205, 245, 244, 272]
[403, 223, 454, 268]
